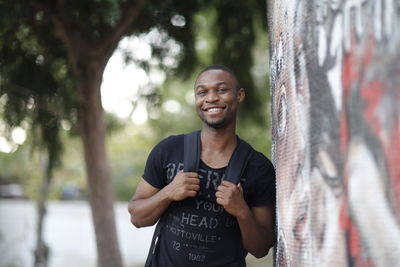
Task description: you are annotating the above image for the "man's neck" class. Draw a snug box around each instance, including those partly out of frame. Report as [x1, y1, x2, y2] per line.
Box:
[199, 125, 237, 168]
[200, 124, 237, 153]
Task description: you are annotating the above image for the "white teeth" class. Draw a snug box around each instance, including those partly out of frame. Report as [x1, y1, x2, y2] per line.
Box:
[207, 108, 222, 113]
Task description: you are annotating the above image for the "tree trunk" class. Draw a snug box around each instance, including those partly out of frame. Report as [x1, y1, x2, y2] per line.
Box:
[77, 60, 123, 267]
[34, 154, 51, 267]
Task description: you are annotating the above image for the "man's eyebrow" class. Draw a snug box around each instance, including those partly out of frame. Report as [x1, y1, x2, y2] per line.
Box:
[195, 84, 206, 90]
[215, 82, 231, 87]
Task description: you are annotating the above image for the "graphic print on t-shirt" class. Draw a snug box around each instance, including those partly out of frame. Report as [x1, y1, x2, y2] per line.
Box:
[159, 160, 244, 265]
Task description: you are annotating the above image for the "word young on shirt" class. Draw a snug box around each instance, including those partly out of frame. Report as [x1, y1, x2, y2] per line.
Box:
[195, 199, 225, 213]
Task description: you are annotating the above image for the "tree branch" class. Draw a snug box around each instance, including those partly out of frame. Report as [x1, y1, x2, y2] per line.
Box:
[34, 0, 87, 73]
[95, 0, 147, 57]
[35, 0, 146, 72]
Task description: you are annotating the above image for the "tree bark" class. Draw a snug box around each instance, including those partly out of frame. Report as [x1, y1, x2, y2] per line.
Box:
[34, 154, 51, 267]
[77, 59, 123, 267]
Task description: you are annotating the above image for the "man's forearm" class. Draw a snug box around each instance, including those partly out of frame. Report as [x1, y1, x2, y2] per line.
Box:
[128, 188, 173, 228]
[236, 207, 275, 258]
[129, 172, 200, 228]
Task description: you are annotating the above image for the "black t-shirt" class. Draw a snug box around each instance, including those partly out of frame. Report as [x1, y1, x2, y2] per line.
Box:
[143, 134, 275, 267]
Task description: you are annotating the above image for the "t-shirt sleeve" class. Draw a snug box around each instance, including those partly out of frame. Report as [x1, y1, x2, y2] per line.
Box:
[248, 158, 276, 207]
[142, 138, 168, 189]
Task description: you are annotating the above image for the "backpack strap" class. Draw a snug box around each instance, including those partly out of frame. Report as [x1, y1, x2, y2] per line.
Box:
[225, 139, 254, 184]
[183, 130, 201, 172]
[144, 217, 163, 267]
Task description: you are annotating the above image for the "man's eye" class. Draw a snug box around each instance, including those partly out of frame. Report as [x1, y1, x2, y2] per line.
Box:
[197, 90, 206, 96]
[217, 88, 228, 93]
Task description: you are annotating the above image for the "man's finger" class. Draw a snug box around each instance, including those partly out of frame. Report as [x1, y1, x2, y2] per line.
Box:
[187, 184, 200, 191]
[216, 197, 225, 206]
[187, 178, 201, 184]
[216, 185, 227, 193]
[220, 180, 235, 187]
[215, 191, 224, 199]
[185, 172, 199, 177]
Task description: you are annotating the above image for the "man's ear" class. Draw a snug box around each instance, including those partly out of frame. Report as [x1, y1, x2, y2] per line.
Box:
[237, 88, 245, 104]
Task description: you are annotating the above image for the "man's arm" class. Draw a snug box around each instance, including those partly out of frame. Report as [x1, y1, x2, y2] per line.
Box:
[237, 205, 275, 258]
[128, 171, 200, 228]
[216, 181, 275, 258]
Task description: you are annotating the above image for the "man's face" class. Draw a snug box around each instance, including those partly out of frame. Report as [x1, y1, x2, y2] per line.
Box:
[194, 69, 244, 129]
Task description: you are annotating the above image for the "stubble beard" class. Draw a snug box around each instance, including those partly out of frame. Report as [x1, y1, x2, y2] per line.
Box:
[198, 113, 226, 129]
[205, 119, 227, 129]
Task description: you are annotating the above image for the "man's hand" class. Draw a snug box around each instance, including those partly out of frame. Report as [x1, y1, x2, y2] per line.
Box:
[166, 170, 200, 201]
[215, 181, 249, 218]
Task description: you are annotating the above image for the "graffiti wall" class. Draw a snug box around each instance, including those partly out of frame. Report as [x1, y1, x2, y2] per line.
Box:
[269, 0, 400, 266]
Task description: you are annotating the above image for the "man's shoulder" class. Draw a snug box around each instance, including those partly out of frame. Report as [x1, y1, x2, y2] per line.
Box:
[244, 148, 275, 185]
[250, 150, 274, 169]
[148, 134, 185, 165]
[238, 138, 274, 170]
[156, 134, 185, 148]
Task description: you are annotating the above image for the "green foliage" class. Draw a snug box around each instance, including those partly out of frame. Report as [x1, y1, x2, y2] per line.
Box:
[107, 125, 157, 200]
[213, 1, 255, 110]
[133, 0, 204, 77]
[0, 0, 76, 170]
[57, 0, 123, 36]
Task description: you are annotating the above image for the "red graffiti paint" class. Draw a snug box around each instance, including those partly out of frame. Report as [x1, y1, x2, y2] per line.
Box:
[361, 79, 385, 136]
[342, 52, 359, 96]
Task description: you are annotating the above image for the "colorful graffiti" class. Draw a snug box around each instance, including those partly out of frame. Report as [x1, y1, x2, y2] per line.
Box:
[268, 0, 400, 266]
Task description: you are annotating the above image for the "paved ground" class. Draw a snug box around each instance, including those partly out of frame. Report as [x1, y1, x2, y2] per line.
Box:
[0, 200, 272, 267]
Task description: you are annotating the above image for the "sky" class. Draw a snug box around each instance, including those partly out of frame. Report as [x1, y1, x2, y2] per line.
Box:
[101, 36, 160, 124]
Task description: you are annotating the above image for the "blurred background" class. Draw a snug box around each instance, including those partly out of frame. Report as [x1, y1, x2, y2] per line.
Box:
[0, 0, 273, 266]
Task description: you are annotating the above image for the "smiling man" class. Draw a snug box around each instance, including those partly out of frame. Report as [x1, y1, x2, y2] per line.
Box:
[128, 65, 276, 267]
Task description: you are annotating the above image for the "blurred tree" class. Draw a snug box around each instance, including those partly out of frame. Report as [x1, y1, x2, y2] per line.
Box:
[0, 0, 268, 266]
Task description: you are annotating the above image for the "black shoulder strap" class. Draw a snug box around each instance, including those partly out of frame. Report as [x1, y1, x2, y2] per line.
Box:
[183, 131, 253, 184]
[225, 139, 254, 184]
[183, 130, 201, 172]
[144, 218, 163, 267]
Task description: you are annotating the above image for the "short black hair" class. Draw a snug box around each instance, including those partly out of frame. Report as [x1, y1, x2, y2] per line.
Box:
[197, 65, 240, 89]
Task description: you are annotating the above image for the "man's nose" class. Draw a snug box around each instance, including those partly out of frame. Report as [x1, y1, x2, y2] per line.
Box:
[206, 90, 219, 102]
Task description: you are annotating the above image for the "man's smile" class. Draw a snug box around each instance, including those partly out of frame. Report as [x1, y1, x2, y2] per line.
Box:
[202, 106, 226, 114]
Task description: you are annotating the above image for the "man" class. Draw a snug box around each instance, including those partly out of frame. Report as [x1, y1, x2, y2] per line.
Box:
[128, 65, 276, 267]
